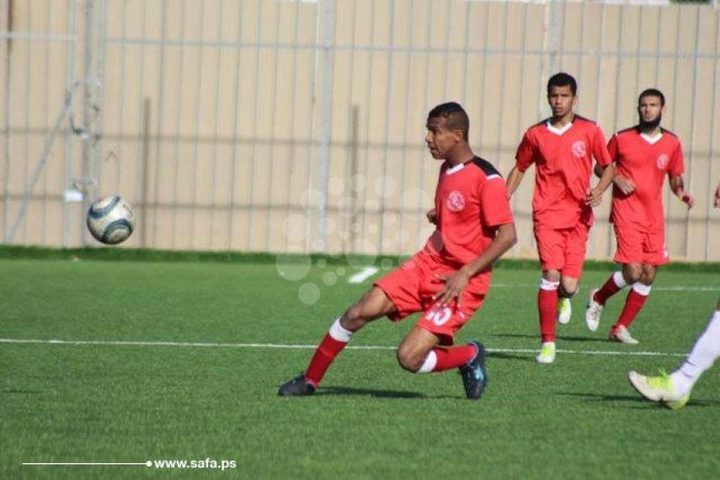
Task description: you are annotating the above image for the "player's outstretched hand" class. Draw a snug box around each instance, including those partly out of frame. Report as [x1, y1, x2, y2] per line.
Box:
[613, 175, 636, 195]
[714, 182, 720, 208]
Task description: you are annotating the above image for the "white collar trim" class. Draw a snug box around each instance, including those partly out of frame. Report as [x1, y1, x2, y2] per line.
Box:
[545, 120, 573, 136]
[445, 163, 466, 175]
[640, 131, 663, 144]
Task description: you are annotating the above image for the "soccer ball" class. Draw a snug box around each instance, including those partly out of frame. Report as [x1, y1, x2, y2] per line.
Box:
[86, 195, 136, 245]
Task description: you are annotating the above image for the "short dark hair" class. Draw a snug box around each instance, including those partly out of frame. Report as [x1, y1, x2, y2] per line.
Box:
[547, 72, 577, 96]
[427, 102, 469, 140]
[638, 88, 665, 107]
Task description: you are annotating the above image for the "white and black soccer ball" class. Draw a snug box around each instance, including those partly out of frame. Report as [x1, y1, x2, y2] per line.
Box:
[86, 195, 136, 245]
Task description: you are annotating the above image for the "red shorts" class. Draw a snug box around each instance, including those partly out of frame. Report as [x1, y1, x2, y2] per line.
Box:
[613, 224, 669, 266]
[374, 249, 488, 345]
[533, 222, 590, 279]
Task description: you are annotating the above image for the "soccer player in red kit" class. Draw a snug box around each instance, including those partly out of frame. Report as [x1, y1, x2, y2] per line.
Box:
[278, 102, 517, 399]
[506, 72, 615, 364]
[585, 89, 694, 344]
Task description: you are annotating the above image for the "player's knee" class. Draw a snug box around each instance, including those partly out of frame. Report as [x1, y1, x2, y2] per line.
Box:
[342, 304, 367, 330]
[543, 270, 561, 282]
[396, 347, 422, 373]
[559, 284, 578, 298]
[624, 266, 642, 284]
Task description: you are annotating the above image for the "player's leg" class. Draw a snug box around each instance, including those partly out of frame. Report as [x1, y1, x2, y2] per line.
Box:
[610, 264, 654, 344]
[586, 225, 636, 331]
[278, 286, 396, 396]
[403, 289, 488, 399]
[628, 297, 720, 409]
[557, 223, 587, 326]
[669, 296, 720, 398]
[586, 270, 628, 331]
[537, 270, 560, 363]
[557, 277, 578, 325]
[533, 225, 563, 363]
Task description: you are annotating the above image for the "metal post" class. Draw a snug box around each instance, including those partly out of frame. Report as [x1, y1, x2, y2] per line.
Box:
[316, 0, 334, 252]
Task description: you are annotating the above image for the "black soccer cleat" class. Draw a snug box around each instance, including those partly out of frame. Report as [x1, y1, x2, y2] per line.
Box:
[458, 341, 488, 400]
[278, 374, 316, 396]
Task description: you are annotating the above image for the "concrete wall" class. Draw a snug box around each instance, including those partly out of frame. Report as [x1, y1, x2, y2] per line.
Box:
[2, 0, 719, 261]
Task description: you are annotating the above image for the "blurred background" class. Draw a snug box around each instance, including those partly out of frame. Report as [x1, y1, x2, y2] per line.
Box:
[1, 0, 718, 261]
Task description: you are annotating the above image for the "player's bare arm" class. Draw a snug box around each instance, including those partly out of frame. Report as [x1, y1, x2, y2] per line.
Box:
[669, 174, 694, 209]
[587, 163, 615, 207]
[434, 222, 517, 307]
[597, 163, 635, 195]
[505, 167, 525, 198]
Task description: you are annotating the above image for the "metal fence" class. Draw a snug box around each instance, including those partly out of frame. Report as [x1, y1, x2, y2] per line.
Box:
[1, 0, 719, 261]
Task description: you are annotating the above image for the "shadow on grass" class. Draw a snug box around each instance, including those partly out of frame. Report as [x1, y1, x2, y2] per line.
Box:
[488, 351, 535, 362]
[491, 332, 608, 344]
[316, 386, 427, 399]
[559, 391, 720, 409]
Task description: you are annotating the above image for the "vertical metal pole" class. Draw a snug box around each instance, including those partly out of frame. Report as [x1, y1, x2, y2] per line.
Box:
[80, 0, 95, 244]
[2, 0, 13, 242]
[705, 9, 719, 260]
[265, 2, 283, 251]
[685, 6, 702, 259]
[62, 0, 77, 247]
[378, 0, 395, 255]
[228, 0, 245, 250]
[189, 0, 206, 249]
[316, 0, 334, 252]
[247, 0, 264, 250]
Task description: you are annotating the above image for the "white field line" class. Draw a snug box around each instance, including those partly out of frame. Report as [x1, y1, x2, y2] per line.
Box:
[491, 283, 717, 291]
[348, 266, 379, 284]
[0, 337, 686, 357]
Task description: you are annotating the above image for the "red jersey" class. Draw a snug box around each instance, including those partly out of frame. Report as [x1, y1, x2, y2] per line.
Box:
[424, 157, 514, 268]
[515, 116, 612, 228]
[607, 127, 685, 233]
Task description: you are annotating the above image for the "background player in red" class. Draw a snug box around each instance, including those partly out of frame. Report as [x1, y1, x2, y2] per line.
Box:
[506, 72, 615, 364]
[585, 89, 694, 344]
[278, 102, 517, 399]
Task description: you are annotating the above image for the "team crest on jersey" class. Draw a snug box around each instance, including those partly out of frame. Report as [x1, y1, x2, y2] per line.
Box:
[446, 191, 465, 212]
[657, 154, 669, 170]
[571, 140, 587, 158]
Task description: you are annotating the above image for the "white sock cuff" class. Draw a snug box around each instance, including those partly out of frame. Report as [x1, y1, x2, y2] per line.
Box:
[539, 278, 560, 291]
[631, 282, 652, 296]
[329, 318, 353, 342]
[417, 350, 437, 373]
[612, 271, 628, 289]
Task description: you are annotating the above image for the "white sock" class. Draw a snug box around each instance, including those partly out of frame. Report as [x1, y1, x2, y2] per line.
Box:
[671, 311, 720, 395]
[613, 271, 628, 289]
[329, 317, 353, 342]
[631, 282, 652, 296]
[417, 350, 437, 373]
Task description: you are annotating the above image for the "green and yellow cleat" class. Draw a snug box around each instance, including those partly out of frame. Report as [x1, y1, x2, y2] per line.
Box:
[627, 370, 690, 410]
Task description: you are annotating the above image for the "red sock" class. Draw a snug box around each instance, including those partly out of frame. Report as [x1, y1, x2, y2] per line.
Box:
[595, 273, 624, 305]
[538, 286, 558, 342]
[614, 288, 649, 331]
[431, 344, 477, 372]
[304, 333, 348, 386]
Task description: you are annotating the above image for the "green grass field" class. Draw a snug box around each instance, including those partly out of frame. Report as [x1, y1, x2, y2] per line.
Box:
[1, 252, 719, 479]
